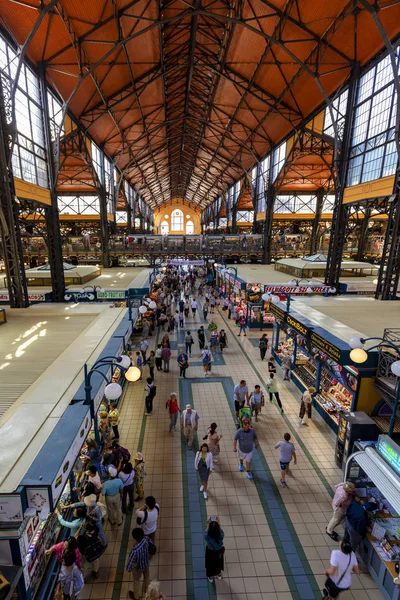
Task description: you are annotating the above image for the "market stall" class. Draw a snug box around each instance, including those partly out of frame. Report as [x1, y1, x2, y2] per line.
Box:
[270, 302, 378, 432]
[345, 435, 400, 600]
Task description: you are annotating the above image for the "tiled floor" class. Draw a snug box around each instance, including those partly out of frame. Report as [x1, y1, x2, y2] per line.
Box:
[80, 299, 384, 600]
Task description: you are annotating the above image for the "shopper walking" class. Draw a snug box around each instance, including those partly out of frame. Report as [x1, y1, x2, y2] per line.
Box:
[233, 380, 249, 420]
[267, 373, 284, 413]
[147, 351, 155, 379]
[268, 355, 276, 374]
[133, 452, 147, 502]
[299, 386, 316, 425]
[195, 443, 214, 499]
[135, 351, 143, 380]
[219, 329, 227, 353]
[233, 418, 259, 480]
[191, 298, 197, 317]
[326, 482, 356, 541]
[275, 433, 296, 487]
[205, 518, 224, 583]
[237, 315, 247, 336]
[203, 301, 209, 320]
[166, 392, 181, 434]
[210, 330, 219, 353]
[144, 378, 156, 416]
[120, 462, 135, 514]
[198, 325, 205, 350]
[136, 496, 160, 542]
[155, 345, 162, 371]
[282, 354, 292, 380]
[259, 334, 268, 360]
[140, 338, 149, 365]
[184, 331, 194, 356]
[126, 528, 151, 600]
[102, 466, 123, 526]
[161, 345, 171, 373]
[249, 385, 264, 422]
[227, 301, 233, 319]
[181, 403, 199, 450]
[177, 350, 189, 378]
[200, 345, 212, 376]
[323, 540, 360, 599]
[204, 423, 222, 463]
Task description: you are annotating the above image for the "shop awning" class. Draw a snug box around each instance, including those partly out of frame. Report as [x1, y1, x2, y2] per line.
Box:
[348, 446, 400, 516]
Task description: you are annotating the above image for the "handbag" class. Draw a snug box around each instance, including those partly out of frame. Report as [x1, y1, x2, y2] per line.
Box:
[324, 555, 352, 597]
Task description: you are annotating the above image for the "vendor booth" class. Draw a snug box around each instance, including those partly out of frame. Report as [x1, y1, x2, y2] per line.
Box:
[345, 435, 400, 600]
[215, 267, 246, 306]
[270, 301, 378, 433]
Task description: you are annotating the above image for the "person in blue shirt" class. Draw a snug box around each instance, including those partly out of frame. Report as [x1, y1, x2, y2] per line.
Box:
[344, 499, 377, 551]
[55, 506, 87, 537]
[102, 466, 123, 526]
[205, 518, 224, 583]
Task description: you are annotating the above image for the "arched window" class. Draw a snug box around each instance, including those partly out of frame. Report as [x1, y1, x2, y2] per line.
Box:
[161, 220, 169, 235]
[186, 220, 194, 235]
[171, 209, 183, 231]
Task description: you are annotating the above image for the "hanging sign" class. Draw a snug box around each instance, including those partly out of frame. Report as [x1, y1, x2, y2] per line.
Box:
[286, 314, 309, 338]
[26, 487, 51, 513]
[97, 291, 126, 300]
[310, 331, 341, 362]
[0, 494, 23, 522]
[377, 435, 400, 477]
[264, 285, 327, 294]
[269, 303, 286, 321]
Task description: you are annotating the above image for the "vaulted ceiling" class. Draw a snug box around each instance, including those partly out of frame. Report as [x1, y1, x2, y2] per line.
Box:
[1, 0, 399, 209]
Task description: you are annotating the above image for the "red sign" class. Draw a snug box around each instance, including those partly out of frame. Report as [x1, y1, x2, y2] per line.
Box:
[264, 285, 327, 294]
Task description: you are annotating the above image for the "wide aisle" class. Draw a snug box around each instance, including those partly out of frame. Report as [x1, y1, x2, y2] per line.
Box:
[82, 296, 383, 600]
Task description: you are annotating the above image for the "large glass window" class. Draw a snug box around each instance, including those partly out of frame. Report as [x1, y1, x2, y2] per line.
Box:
[47, 91, 64, 142]
[0, 35, 48, 188]
[271, 142, 286, 182]
[347, 47, 399, 186]
[58, 195, 100, 215]
[323, 89, 348, 140]
[171, 209, 183, 231]
[116, 211, 127, 223]
[186, 220, 194, 234]
[275, 195, 317, 214]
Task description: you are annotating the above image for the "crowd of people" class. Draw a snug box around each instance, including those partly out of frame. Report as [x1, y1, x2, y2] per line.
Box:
[50, 265, 363, 599]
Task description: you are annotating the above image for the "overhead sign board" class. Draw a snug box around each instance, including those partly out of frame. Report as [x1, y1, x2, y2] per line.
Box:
[377, 435, 400, 477]
[310, 331, 341, 362]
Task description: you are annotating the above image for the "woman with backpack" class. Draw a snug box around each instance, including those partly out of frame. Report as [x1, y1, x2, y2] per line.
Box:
[144, 378, 156, 416]
[177, 350, 189, 378]
[258, 334, 268, 360]
[119, 462, 135, 513]
[323, 540, 360, 599]
[200, 345, 212, 377]
[184, 331, 194, 356]
[77, 521, 106, 580]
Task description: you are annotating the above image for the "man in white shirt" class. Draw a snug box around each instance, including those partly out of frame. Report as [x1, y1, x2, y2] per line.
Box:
[181, 403, 199, 450]
[136, 495, 160, 541]
[233, 380, 249, 419]
[191, 299, 197, 317]
[140, 339, 149, 365]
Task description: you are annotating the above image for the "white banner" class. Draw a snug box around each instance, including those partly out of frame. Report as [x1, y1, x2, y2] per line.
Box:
[264, 285, 328, 294]
[165, 259, 204, 266]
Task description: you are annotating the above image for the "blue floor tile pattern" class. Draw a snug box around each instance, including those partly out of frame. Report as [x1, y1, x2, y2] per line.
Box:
[179, 375, 321, 600]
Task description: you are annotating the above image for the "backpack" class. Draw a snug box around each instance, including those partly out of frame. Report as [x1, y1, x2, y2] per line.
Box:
[137, 505, 159, 526]
[148, 385, 157, 399]
[259, 339, 267, 349]
[78, 533, 107, 563]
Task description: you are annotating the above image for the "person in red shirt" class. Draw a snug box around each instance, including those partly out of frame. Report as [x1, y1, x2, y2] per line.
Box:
[166, 392, 181, 435]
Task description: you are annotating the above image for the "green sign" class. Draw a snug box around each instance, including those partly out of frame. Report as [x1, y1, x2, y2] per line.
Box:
[97, 291, 126, 300]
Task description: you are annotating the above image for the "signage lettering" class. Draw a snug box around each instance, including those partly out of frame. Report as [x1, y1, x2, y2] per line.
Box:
[269, 303, 286, 321]
[264, 285, 327, 294]
[286, 314, 308, 338]
[0, 293, 45, 301]
[166, 259, 204, 266]
[97, 291, 126, 299]
[377, 435, 400, 477]
[310, 332, 341, 362]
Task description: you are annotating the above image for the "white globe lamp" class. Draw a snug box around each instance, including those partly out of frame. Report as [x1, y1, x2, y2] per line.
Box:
[271, 294, 281, 303]
[118, 355, 131, 369]
[149, 301, 157, 309]
[139, 305, 147, 314]
[125, 366, 142, 382]
[104, 382, 122, 400]
[391, 361, 400, 377]
[262, 293, 271, 302]
[350, 348, 368, 364]
[349, 337, 364, 349]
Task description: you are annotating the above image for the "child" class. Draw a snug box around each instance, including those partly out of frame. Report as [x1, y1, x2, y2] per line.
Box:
[109, 401, 120, 440]
[249, 385, 264, 422]
[57, 551, 84, 599]
[136, 351, 143, 380]
[275, 433, 296, 487]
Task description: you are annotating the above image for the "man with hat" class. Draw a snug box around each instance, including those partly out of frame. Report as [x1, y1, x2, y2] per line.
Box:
[61, 494, 107, 546]
[326, 481, 356, 541]
[181, 404, 199, 450]
[102, 466, 123, 526]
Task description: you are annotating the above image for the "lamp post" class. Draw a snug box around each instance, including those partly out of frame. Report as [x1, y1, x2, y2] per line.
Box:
[84, 354, 141, 445]
[349, 336, 400, 437]
[288, 278, 312, 286]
